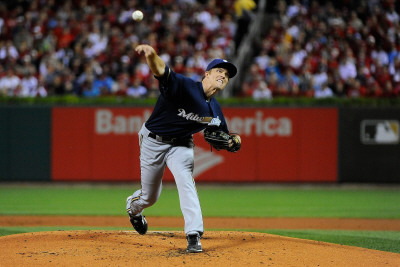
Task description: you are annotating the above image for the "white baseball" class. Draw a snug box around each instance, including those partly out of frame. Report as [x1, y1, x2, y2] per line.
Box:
[132, 10, 143, 21]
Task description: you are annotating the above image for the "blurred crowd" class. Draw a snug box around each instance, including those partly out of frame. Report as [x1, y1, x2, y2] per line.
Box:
[0, 0, 240, 98]
[0, 0, 400, 99]
[244, 0, 400, 99]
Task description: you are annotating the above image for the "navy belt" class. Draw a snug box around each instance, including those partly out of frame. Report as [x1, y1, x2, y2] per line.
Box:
[148, 132, 177, 142]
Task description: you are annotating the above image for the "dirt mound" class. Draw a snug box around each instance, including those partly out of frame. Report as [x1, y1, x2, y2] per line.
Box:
[1, 230, 399, 266]
[1, 216, 400, 266]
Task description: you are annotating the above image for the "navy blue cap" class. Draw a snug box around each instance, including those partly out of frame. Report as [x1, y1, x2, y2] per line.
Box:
[206, 59, 237, 78]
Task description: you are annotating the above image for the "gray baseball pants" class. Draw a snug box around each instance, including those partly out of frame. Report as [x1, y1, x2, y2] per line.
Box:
[128, 124, 204, 235]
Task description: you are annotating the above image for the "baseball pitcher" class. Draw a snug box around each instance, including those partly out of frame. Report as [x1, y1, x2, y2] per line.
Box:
[126, 44, 241, 253]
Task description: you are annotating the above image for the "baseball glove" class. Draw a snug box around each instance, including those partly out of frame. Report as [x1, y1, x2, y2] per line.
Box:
[204, 128, 241, 152]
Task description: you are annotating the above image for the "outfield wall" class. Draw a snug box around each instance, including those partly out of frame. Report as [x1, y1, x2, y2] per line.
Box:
[0, 107, 51, 181]
[338, 108, 400, 183]
[0, 106, 399, 183]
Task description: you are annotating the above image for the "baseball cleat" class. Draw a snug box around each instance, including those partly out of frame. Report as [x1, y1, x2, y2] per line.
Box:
[186, 233, 202, 253]
[126, 195, 147, 235]
[129, 214, 148, 235]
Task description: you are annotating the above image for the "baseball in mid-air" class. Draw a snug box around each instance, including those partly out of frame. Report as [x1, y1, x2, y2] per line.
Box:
[132, 10, 143, 21]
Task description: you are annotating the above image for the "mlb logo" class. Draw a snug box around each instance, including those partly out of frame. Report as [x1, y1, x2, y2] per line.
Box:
[361, 120, 400, 144]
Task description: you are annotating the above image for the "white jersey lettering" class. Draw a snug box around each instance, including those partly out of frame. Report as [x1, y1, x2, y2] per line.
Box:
[177, 108, 204, 123]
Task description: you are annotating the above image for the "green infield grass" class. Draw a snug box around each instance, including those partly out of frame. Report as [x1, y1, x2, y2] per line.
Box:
[0, 183, 399, 253]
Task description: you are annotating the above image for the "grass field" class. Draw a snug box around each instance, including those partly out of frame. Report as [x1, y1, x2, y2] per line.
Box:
[0, 183, 399, 253]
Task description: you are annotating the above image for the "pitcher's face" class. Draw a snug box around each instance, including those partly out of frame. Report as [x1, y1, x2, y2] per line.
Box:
[206, 68, 230, 91]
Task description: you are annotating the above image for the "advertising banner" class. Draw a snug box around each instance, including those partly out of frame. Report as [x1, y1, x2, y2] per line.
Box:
[52, 107, 338, 182]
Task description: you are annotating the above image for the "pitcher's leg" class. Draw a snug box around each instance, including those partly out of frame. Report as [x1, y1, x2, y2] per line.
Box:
[127, 164, 165, 216]
[166, 146, 204, 235]
[127, 126, 167, 216]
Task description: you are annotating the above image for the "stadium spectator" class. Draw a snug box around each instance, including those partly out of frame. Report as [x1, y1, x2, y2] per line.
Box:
[0, 67, 21, 96]
[85, 67, 115, 97]
[0, 40, 19, 61]
[20, 69, 44, 97]
[126, 77, 147, 98]
[312, 63, 329, 92]
[278, 68, 300, 96]
[314, 82, 334, 98]
[289, 42, 307, 72]
[252, 80, 273, 100]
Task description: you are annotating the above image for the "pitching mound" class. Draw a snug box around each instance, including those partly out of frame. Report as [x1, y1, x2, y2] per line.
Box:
[1, 230, 399, 266]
